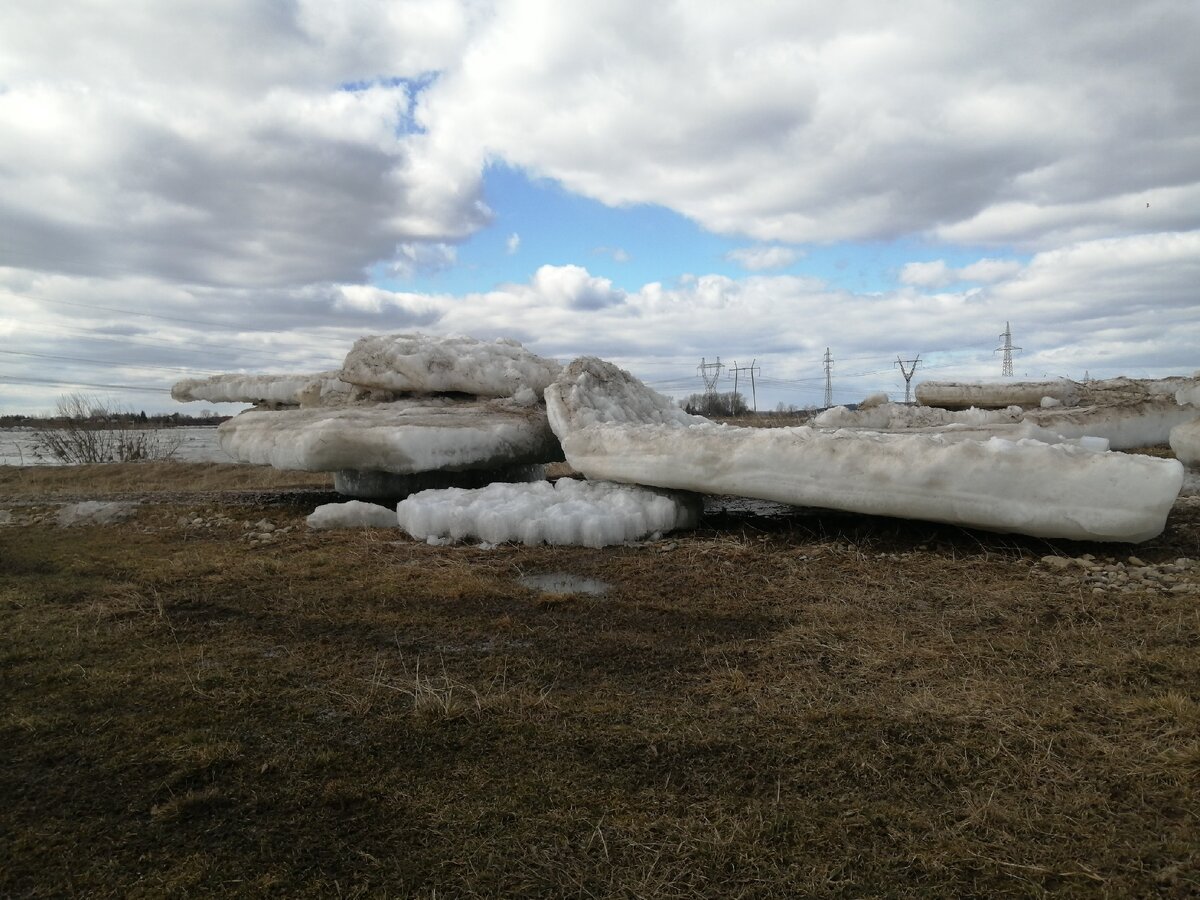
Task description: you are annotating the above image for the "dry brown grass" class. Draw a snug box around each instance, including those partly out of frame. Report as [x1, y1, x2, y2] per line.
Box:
[0, 461, 332, 497]
[2, 464, 1198, 897]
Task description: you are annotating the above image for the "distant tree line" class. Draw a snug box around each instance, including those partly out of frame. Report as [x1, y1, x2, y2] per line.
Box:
[1, 408, 228, 428]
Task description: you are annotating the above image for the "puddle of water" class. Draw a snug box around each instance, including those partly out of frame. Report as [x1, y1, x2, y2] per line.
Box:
[518, 572, 611, 596]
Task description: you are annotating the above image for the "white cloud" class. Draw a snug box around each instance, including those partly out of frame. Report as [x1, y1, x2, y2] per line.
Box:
[900, 257, 1023, 287]
[725, 246, 800, 271]
[390, 243, 458, 279]
[419, 1, 1200, 247]
[506, 232, 521, 254]
[899, 260, 953, 288]
[0, 2, 487, 288]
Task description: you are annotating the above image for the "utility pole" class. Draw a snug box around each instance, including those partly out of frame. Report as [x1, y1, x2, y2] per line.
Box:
[697, 357, 724, 397]
[995, 322, 1021, 377]
[823, 348, 834, 408]
[895, 354, 921, 405]
[729, 360, 761, 413]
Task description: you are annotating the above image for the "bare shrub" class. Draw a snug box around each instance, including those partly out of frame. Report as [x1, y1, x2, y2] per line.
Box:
[32, 394, 180, 464]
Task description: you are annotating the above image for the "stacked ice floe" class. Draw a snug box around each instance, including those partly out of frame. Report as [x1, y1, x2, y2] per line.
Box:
[545, 358, 1183, 542]
[174, 334, 566, 498]
[176, 337, 1193, 544]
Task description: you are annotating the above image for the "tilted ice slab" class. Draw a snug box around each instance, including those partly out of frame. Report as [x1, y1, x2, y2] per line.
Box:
[545, 358, 1183, 542]
[171, 372, 353, 407]
[340, 333, 561, 400]
[917, 375, 1200, 411]
[218, 398, 563, 474]
[397, 478, 701, 548]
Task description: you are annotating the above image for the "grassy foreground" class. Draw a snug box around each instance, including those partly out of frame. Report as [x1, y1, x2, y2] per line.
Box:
[2, 462, 1198, 897]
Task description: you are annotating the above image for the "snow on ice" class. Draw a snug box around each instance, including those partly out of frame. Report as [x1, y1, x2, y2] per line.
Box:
[397, 478, 701, 548]
[546, 358, 1183, 542]
[340, 334, 561, 399]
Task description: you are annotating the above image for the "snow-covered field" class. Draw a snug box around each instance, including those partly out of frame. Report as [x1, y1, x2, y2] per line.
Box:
[0, 427, 233, 466]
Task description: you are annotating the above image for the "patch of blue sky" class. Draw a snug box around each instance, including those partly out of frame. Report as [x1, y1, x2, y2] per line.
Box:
[377, 163, 1029, 297]
[339, 73, 439, 135]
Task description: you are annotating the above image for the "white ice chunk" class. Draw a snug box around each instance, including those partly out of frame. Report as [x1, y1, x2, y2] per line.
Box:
[1170, 419, 1200, 466]
[217, 398, 562, 474]
[306, 501, 398, 530]
[340, 333, 562, 398]
[1176, 383, 1200, 408]
[171, 372, 353, 407]
[1040, 396, 1062, 408]
[814, 403, 1021, 430]
[546, 358, 1183, 543]
[57, 501, 138, 526]
[397, 478, 701, 548]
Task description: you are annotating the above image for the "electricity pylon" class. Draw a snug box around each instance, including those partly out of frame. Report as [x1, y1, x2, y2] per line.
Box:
[697, 357, 724, 396]
[730, 360, 760, 413]
[895, 354, 921, 405]
[995, 322, 1021, 377]
[823, 348, 834, 408]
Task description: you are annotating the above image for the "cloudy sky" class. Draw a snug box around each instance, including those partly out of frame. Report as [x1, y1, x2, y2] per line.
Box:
[2, 0, 1198, 414]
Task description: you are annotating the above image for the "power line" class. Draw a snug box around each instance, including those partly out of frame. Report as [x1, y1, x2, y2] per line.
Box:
[0, 375, 173, 394]
[0, 348, 224, 376]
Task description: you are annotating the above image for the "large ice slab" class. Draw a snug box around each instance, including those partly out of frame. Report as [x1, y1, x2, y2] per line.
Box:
[818, 399, 1191, 450]
[171, 372, 353, 407]
[915, 379, 1079, 410]
[340, 333, 561, 399]
[546, 358, 1183, 542]
[1021, 400, 1198, 450]
[917, 375, 1200, 411]
[397, 478, 701, 548]
[218, 398, 563, 474]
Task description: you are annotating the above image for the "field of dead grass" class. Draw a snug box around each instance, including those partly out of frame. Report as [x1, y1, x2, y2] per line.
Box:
[2, 462, 1198, 897]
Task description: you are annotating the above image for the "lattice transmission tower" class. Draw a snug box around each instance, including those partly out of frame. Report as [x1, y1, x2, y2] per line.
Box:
[895, 354, 921, 404]
[823, 348, 834, 407]
[995, 322, 1021, 377]
[697, 357, 724, 396]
